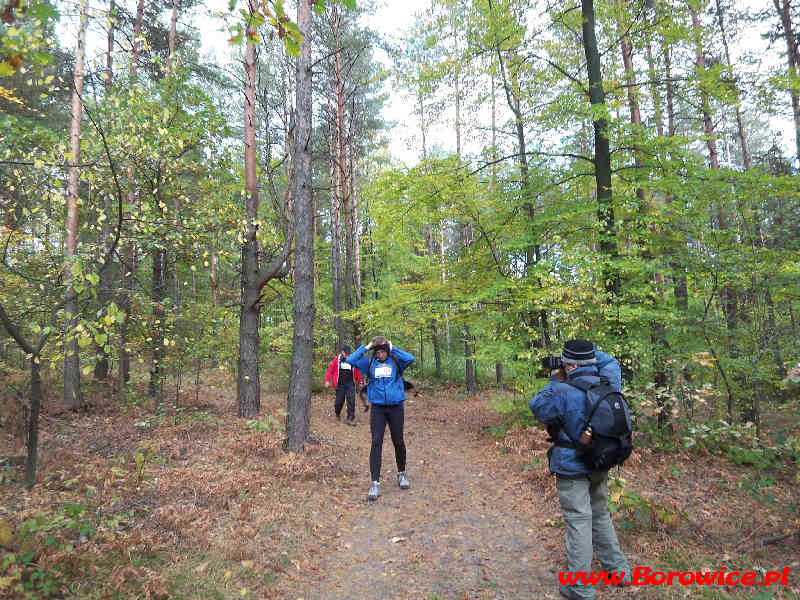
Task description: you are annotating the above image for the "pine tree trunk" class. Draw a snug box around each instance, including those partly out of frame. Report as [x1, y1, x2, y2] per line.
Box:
[285, 0, 314, 452]
[329, 124, 344, 346]
[64, 0, 89, 408]
[349, 134, 362, 343]
[238, 7, 261, 418]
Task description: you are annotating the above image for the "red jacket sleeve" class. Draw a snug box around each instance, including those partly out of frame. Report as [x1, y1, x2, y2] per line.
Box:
[324, 357, 338, 387]
[353, 368, 362, 385]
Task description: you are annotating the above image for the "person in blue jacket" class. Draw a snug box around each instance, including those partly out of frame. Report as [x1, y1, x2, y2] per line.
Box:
[530, 339, 631, 600]
[347, 335, 414, 501]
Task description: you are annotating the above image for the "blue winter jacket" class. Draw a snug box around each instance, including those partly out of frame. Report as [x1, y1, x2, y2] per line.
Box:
[346, 345, 415, 406]
[529, 350, 622, 477]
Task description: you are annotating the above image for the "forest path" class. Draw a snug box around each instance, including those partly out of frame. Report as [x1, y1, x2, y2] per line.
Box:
[275, 388, 618, 600]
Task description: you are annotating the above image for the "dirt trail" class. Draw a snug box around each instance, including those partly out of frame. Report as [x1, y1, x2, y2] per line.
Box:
[276, 390, 600, 600]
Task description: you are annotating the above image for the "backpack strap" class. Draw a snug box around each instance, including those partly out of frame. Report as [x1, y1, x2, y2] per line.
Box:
[554, 376, 606, 447]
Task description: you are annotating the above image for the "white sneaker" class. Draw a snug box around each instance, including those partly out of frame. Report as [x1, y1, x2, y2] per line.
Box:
[397, 471, 410, 490]
[367, 481, 380, 501]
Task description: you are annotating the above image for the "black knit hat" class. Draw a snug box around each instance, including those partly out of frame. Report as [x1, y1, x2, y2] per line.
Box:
[342, 344, 352, 354]
[562, 339, 596, 365]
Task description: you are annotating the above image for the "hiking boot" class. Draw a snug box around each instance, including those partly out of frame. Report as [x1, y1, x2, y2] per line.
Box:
[346, 416, 356, 426]
[367, 481, 380, 501]
[335, 412, 341, 422]
[397, 471, 410, 490]
[557, 583, 582, 600]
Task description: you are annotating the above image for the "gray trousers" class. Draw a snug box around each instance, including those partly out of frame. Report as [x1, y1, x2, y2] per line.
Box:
[556, 471, 631, 599]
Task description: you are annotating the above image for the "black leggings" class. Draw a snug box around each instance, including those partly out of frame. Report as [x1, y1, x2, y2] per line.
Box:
[369, 403, 406, 482]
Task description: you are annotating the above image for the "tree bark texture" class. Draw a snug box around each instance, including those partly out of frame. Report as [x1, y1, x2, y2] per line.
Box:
[285, 0, 314, 452]
[25, 356, 42, 489]
[64, 0, 89, 408]
[238, 12, 262, 417]
[581, 0, 617, 293]
[328, 122, 345, 347]
[166, 0, 179, 74]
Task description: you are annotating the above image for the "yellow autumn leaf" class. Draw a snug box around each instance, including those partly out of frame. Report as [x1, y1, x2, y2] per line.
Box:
[0, 518, 13, 547]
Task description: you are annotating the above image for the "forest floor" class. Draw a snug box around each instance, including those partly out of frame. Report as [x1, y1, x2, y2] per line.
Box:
[1, 372, 800, 599]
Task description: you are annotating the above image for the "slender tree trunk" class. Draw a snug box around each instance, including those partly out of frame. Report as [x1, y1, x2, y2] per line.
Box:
[209, 237, 219, 368]
[774, 0, 800, 165]
[464, 327, 476, 394]
[329, 123, 344, 346]
[715, 0, 750, 169]
[660, 25, 688, 310]
[166, 0, 179, 74]
[168, 0, 180, 405]
[118, 0, 146, 397]
[285, 0, 314, 452]
[238, 6, 262, 417]
[94, 0, 116, 381]
[25, 355, 42, 489]
[349, 134, 362, 343]
[619, 1, 668, 418]
[690, 2, 736, 331]
[64, 0, 89, 408]
[582, 0, 617, 293]
[105, 0, 114, 92]
[432, 323, 441, 379]
[418, 91, 428, 160]
[149, 248, 166, 404]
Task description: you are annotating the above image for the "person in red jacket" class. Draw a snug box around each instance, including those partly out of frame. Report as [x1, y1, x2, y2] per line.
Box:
[324, 344, 362, 425]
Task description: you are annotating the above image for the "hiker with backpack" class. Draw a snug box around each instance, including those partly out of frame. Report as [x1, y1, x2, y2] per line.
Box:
[530, 339, 633, 600]
[346, 336, 414, 501]
[324, 344, 363, 425]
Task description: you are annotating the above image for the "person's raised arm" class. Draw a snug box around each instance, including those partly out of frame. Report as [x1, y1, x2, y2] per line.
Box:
[389, 344, 414, 371]
[346, 345, 370, 373]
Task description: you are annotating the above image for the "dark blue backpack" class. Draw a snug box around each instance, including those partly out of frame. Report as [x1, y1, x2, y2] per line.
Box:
[560, 376, 633, 471]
